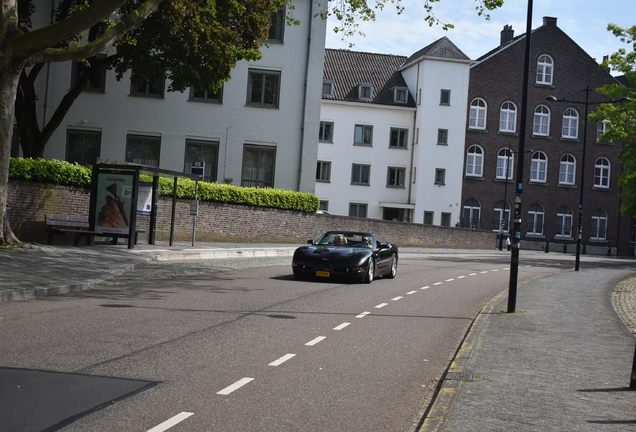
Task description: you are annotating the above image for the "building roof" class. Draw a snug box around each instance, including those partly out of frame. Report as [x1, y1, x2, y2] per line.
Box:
[400, 36, 471, 70]
[322, 49, 416, 106]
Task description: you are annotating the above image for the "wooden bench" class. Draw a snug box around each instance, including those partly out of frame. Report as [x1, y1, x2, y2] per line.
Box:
[45, 214, 145, 246]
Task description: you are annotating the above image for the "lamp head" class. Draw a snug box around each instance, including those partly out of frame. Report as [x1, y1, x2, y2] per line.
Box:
[545, 95, 558, 102]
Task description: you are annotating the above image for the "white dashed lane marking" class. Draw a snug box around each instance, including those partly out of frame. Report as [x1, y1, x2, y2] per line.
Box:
[356, 312, 370, 318]
[306, 336, 326, 346]
[333, 322, 350, 330]
[146, 412, 194, 432]
[375, 303, 388, 309]
[392, 296, 403, 301]
[269, 354, 296, 367]
[217, 378, 254, 395]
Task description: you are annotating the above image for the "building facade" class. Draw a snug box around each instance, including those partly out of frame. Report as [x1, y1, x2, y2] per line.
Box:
[317, 38, 471, 225]
[21, 0, 327, 194]
[462, 17, 635, 255]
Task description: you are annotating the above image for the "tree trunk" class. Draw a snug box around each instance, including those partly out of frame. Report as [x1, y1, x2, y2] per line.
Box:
[0, 60, 24, 245]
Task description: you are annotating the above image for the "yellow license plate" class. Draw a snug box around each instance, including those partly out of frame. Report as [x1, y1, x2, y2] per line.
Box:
[316, 271, 330, 277]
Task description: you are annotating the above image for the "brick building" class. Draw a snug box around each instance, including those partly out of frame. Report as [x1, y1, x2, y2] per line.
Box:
[462, 16, 635, 256]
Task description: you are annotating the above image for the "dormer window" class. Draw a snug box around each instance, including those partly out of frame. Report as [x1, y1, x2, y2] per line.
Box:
[358, 84, 373, 100]
[322, 80, 334, 97]
[393, 87, 408, 104]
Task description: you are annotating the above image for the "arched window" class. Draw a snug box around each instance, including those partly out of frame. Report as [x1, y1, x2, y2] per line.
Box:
[499, 102, 517, 133]
[465, 145, 484, 177]
[591, 209, 608, 240]
[527, 204, 544, 235]
[530, 152, 548, 183]
[493, 200, 510, 231]
[556, 206, 573, 237]
[533, 105, 550, 136]
[496, 148, 514, 180]
[469, 98, 487, 130]
[559, 154, 576, 185]
[562, 108, 579, 139]
[594, 157, 610, 188]
[462, 198, 481, 229]
[536, 54, 553, 85]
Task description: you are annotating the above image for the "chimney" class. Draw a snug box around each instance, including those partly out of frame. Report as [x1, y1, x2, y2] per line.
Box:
[500, 25, 514, 46]
[543, 16, 557, 26]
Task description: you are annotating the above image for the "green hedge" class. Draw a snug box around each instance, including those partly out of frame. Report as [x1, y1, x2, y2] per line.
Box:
[9, 158, 319, 212]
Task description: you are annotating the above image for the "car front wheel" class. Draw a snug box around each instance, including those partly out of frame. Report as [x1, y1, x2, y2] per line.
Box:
[364, 258, 375, 283]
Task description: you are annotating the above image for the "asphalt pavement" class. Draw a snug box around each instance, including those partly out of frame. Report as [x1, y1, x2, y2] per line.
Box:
[1, 241, 636, 431]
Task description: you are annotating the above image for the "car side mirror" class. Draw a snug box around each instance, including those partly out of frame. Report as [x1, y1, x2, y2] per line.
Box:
[307, 239, 314, 245]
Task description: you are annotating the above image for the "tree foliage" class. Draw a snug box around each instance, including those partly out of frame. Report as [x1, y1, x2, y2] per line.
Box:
[0, 0, 505, 244]
[590, 24, 636, 216]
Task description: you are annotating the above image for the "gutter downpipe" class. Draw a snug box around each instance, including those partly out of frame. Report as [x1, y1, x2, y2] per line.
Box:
[297, 0, 314, 192]
[407, 62, 420, 209]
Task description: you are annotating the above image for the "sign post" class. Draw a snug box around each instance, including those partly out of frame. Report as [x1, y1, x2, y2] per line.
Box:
[190, 162, 204, 247]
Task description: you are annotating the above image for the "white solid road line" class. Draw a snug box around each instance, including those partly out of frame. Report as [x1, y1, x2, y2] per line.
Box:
[146, 412, 194, 432]
[333, 322, 351, 330]
[306, 336, 326, 346]
[217, 377, 255, 395]
[269, 354, 296, 366]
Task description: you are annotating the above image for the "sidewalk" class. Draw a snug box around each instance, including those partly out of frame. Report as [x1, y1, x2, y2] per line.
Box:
[418, 265, 636, 431]
[2, 242, 636, 431]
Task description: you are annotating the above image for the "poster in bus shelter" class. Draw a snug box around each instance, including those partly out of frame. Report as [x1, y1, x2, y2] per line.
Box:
[94, 172, 134, 235]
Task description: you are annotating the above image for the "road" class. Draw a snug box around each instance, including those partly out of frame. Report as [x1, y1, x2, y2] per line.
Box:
[0, 251, 581, 431]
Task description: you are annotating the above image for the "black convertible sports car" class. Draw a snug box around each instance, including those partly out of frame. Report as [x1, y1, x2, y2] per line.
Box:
[292, 231, 398, 283]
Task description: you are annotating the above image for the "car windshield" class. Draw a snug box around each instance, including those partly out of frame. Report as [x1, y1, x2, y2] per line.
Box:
[315, 232, 373, 248]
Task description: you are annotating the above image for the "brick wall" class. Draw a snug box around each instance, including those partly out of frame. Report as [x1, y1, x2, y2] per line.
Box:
[7, 179, 496, 248]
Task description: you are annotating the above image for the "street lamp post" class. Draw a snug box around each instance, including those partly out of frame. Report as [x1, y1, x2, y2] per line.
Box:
[546, 90, 630, 271]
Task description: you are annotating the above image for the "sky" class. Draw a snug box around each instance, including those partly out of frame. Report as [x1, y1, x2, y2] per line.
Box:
[324, 0, 636, 71]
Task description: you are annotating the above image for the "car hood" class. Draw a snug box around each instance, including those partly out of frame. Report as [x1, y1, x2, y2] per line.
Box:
[295, 245, 371, 261]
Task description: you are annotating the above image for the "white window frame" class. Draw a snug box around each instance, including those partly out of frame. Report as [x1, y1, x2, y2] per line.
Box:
[319, 121, 333, 143]
[351, 163, 371, 185]
[597, 120, 610, 143]
[527, 204, 544, 235]
[349, 203, 368, 218]
[354, 124, 373, 146]
[499, 102, 517, 133]
[462, 198, 481, 228]
[493, 200, 510, 232]
[316, 161, 331, 182]
[533, 105, 550, 136]
[536, 54, 553, 85]
[393, 87, 408, 104]
[389, 128, 408, 149]
[590, 209, 608, 240]
[435, 168, 446, 185]
[469, 98, 487, 130]
[358, 84, 373, 100]
[496, 148, 514, 180]
[594, 157, 611, 188]
[562, 108, 579, 139]
[559, 154, 576, 185]
[322, 80, 334, 97]
[555, 206, 573, 237]
[530, 152, 548, 183]
[247, 69, 281, 107]
[465, 145, 483, 177]
[440, 89, 451, 105]
[386, 166, 406, 188]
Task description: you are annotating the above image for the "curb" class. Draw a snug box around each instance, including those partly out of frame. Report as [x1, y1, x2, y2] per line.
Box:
[412, 290, 507, 432]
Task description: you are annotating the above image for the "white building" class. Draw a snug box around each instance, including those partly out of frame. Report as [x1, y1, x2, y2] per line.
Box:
[23, 0, 327, 194]
[316, 38, 471, 225]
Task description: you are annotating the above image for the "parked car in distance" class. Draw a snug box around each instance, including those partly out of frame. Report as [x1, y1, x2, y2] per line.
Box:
[292, 231, 398, 283]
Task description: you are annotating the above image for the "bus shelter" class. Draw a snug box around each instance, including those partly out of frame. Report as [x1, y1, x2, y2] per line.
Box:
[89, 159, 201, 249]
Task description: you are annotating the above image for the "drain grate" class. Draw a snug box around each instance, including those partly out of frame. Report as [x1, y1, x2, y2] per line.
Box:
[445, 372, 474, 381]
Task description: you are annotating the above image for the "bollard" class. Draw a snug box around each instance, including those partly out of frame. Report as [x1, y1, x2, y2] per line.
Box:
[545, 240, 549, 253]
[563, 242, 567, 254]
